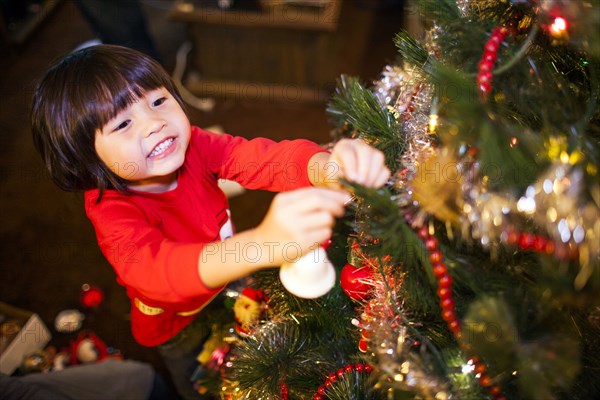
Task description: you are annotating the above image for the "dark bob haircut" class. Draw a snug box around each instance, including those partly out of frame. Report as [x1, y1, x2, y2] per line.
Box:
[31, 44, 185, 198]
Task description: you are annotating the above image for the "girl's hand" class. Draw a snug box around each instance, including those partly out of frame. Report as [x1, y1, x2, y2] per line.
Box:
[309, 139, 390, 189]
[329, 138, 390, 188]
[255, 187, 349, 265]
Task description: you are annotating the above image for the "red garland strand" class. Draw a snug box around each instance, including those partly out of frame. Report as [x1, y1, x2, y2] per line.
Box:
[503, 228, 579, 260]
[477, 26, 510, 96]
[312, 363, 373, 400]
[405, 214, 506, 400]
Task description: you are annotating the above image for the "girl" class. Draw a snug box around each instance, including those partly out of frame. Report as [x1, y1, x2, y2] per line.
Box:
[31, 45, 390, 399]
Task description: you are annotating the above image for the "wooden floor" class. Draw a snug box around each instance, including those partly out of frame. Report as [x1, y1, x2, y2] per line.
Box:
[0, 1, 405, 397]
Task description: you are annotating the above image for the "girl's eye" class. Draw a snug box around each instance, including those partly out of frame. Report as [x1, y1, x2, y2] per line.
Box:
[152, 97, 167, 107]
[114, 120, 130, 132]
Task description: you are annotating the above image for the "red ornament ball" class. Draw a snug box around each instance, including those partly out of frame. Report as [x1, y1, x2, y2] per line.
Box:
[340, 263, 373, 301]
[80, 284, 104, 308]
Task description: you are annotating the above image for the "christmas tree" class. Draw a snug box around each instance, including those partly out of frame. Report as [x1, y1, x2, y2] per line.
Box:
[195, 1, 600, 398]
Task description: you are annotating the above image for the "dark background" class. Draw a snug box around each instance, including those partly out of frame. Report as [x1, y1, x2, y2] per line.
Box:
[0, 0, 406, 397]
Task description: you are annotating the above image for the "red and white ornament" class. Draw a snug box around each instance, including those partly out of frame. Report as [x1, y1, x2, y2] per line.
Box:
[69, 331, 110, 365]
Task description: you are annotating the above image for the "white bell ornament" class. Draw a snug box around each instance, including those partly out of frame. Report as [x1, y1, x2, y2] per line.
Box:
[279, 246, 336, 299]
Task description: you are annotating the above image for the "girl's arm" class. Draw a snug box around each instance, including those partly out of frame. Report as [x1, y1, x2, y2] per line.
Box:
[198, 186, 349, 288]
[199, 138, 391, 289]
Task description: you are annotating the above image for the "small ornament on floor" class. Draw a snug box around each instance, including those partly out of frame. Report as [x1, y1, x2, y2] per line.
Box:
[20, 346, 57, 374]
[69, 330, 113, 365]
[54, 309, 85, 333]
[80, 283, 104, 309]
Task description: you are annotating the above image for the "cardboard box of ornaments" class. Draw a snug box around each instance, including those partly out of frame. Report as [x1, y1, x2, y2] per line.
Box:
[0, 302, 51, 375]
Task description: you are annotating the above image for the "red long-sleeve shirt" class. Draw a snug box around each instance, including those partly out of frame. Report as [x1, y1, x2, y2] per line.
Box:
[85, 127, 325, 346]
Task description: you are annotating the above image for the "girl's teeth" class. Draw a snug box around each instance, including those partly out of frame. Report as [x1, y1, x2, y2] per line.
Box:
[149, 138, 174, 157]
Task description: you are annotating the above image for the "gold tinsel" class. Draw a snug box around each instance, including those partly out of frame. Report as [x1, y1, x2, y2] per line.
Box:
[410, 148, 464, 225]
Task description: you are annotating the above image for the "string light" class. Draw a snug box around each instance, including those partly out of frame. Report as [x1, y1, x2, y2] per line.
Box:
[428, 97, 439, 135]
[461, 360, 475, 374]
[549, 16, 569, 40]
[428, 114, 439, 134]
[549, 17, 568, 36]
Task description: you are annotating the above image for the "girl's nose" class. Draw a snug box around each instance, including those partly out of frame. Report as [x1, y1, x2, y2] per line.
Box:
[142, 108, 166, 137]
[146, 118, 166, 137]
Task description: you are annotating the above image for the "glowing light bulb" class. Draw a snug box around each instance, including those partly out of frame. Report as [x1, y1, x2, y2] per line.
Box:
[462, 363, 476, 374]
[549, 16, 568, 38]
[428, 114, 438, 134]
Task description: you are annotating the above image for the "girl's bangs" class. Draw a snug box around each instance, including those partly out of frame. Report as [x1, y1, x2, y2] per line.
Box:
[91, 73, 163, 130]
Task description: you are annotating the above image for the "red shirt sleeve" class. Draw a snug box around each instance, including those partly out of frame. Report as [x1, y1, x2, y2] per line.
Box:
[188, 128, 328, 191]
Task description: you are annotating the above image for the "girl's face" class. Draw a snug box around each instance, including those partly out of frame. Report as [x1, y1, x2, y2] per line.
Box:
[94, 87, 191, 193]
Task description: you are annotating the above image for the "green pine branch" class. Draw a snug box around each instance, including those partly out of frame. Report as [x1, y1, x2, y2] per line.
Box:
[327, 75, 404, 171]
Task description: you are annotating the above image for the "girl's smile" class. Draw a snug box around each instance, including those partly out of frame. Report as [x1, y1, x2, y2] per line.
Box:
[148, 137, 176, 159]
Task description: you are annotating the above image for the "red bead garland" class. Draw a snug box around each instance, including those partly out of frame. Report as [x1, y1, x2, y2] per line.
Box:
[477, 26, 509, 96]
[503, 228, 579, 260]
[413, 219, 463, 337]
[408, 215, 505, 399]
[469, 356, 505, 400]
[313, 363, 373, 399]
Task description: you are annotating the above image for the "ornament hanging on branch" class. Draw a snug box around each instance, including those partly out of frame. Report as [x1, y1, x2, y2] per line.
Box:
[233, 288, 267, 337]
[279, 245, 336, 299]
[340, 263, 374, 302]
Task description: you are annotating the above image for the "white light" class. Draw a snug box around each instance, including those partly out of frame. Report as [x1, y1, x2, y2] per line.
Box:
[543, 179, 553, 194]
[517, 196, 536, 213]
[550, 17, 568, 37]
[462, 364, 475, 374]
[573, 226, 585, 243]
[558, 219, 571, 242]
